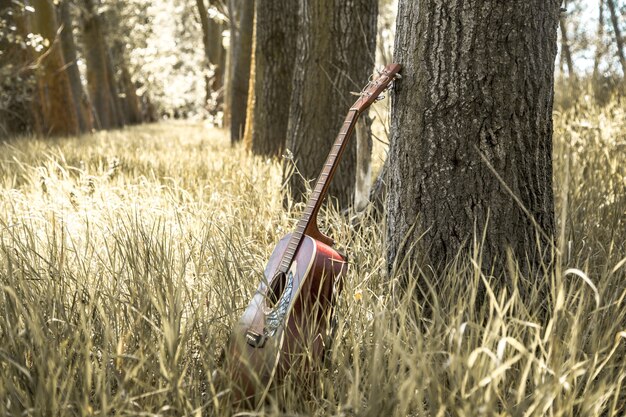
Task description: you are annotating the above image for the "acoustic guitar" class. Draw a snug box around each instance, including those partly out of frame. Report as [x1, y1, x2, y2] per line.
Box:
[226, 63, 402, 404]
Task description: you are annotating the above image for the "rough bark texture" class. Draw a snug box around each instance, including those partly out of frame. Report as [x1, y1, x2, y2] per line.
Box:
[229, 0, 254, 143]
[81, 0, 117, 129]
[388, 0, 559, 279]
[58, 0, 92, 133]
[32, 0, 79, 136]
[247, 0, 297, 157]
[285, 0, 378, 209]
[607, 0, 626, 75]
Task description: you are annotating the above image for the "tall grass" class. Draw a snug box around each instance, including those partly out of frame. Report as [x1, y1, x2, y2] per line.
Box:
[0, 103, 624, 416]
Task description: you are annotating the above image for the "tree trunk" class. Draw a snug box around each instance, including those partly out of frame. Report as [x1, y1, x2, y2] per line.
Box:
[285, 0, 378, 209]
[208, 19, 226, 97]
[559, 14, 577, 81]
[196, 0, 226, 115]
[81, 0, 117, 129]
[105, 48, 125, 127]
[222, 0, 238, 128]
[387, 0, 558, 280]
[242, 11, 256, 150]
[32, 0, 79, 136]
[593, 0, 605, 79]
[355, 115, 373, 211]
[247, 0, 298, 157]
[229, 0, 254, 143]
[120, 61, 143, 125]
[58, 0, 93, 133]
[606, 0, 626, 76]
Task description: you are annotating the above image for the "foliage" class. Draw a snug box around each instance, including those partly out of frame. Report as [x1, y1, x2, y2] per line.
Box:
[0, 4, 40, 136]
[0, 98, 625, 414]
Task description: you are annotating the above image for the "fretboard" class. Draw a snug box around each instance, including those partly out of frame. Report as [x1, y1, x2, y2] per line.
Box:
[278, 108, 360, 273]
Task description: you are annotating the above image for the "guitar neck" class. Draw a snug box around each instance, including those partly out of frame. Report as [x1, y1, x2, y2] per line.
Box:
[276, 63, 401, 275]
[277, 108, 360, 273]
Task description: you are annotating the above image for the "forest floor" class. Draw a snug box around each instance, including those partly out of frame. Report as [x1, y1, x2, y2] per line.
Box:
[0, 104, 625, 415]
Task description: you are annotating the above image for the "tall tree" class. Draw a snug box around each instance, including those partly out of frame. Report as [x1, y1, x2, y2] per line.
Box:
[58, 0, 93, 132]
[593, 0, 606, 80]
[559, 13, 577, 81]
[229, 0, 254, 143]
[285, 0, 378, 209]
[606, 0, 626, 75]
[245, 0, 297, 156]
[81, 0, 119, 129]
[387, 0, 559, 280]
[31, 0, 79, 136]
[196, 0, 226, 115]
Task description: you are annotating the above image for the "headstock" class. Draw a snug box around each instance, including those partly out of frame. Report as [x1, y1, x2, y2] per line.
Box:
[352, 63, 402, 113]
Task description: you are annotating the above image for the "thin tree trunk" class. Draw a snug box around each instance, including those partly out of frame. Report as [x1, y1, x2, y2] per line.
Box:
[388, 0, 558, 280]
[247, 0, 298, 156]
[196, 0, 226, 115]
[105, 48, 125, 127]
[81, 0, 117, 129]
[593, 0, 605, 79]
[120, 62, 142, 124]
[223, 0, 239, 128]
[559, 14, 577, 81]
[242, 10, 256, 149]
[355, 115, 373, 211]
[229, 0, 254, 143]
[58, 0, 92, 133]
[285, 0, 378, 209]
[607, 0, 626, 75]
[32, 0, 79, 136]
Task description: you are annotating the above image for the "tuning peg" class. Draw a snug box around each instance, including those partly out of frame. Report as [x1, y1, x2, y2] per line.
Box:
[394, 73, 403, 79]
[375, 94, 385, 102]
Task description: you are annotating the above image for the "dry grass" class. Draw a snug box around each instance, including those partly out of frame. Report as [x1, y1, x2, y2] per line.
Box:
[0, 102, 625, 416]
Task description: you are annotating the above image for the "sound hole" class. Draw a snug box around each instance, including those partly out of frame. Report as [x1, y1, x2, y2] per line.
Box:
[267, 271, 286, 307]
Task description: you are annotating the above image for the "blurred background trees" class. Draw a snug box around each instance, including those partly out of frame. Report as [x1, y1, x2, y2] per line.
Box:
[0, 0, 625, 205]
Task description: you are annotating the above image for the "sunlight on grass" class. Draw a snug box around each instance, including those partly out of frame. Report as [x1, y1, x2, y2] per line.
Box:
[0, 106, 625, 415]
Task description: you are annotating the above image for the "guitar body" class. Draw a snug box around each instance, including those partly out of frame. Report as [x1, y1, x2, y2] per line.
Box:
[227, 233, 346, 403]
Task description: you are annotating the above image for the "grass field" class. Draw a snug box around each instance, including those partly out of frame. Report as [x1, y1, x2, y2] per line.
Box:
[0, 102, 625, 416]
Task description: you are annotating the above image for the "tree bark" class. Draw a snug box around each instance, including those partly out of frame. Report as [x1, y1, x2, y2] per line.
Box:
[105, 47, 125, 126]
[242, 11, 256, 150]
[58, 0, 93, 133]
[32, 0, 80, 136]
[247, 0, 297, 157]
[559, 14, 577, 81]
[606, 0, 626, 76]
[355, 115, 373, 211]
[222, 0, 238, 128]
[593, 0, 605, 79]
[387, 0, 559, 280]
[229, 0, 254, 143]
[285, 0, 378, 209]
[196, 0, 226, 115]
[120, 61, 143, 125]
[81, 0, 117, 129]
